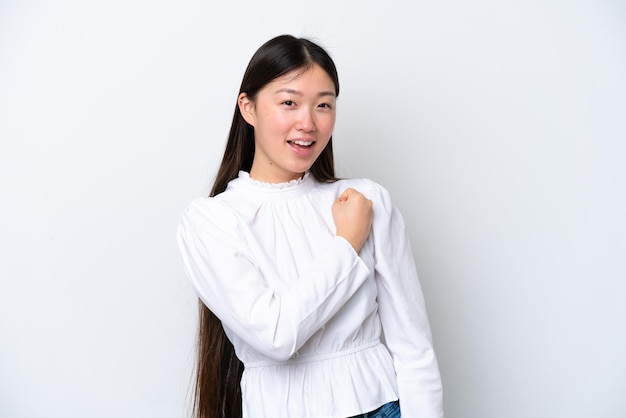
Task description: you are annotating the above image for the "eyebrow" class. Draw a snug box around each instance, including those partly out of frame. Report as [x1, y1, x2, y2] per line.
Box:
[274, 88, 336, 98]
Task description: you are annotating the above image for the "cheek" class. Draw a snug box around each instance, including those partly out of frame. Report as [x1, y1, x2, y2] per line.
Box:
[259, 108, 292, 134]
[317, 113, 336, 136]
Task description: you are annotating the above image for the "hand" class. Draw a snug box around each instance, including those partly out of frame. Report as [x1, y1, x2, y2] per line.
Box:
[332, 188, 373, 253]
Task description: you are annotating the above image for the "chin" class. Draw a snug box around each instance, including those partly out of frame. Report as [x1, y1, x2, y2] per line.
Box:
[288, 162, 314, 174]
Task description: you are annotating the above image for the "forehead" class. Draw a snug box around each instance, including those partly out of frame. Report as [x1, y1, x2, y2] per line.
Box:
[268, 64, 335, 91]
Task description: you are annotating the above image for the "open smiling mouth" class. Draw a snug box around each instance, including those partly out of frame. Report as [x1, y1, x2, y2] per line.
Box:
[288, 140, 315, 148]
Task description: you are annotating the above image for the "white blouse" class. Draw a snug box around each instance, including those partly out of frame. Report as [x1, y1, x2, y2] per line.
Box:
[177, 171, 443, 418]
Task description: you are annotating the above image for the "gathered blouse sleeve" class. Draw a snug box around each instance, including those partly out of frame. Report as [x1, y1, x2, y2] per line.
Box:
[177, 197, 371, 362]
[369, 182, 444, 418]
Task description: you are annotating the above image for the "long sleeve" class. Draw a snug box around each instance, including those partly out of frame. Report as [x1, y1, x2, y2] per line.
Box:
[177, 197, 371, 362]
[369, 183, 444, 418]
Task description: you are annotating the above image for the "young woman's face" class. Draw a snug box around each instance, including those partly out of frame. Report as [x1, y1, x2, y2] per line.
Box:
[239, 64, 337, 183]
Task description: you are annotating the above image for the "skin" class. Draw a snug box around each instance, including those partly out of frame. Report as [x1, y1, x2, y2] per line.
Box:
[238, 64, 337, 184]
[238, 64, 373, 252]
[332, 187, 373, 253]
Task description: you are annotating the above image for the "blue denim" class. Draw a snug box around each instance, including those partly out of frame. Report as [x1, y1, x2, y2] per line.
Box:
[348, 400, 401, 418]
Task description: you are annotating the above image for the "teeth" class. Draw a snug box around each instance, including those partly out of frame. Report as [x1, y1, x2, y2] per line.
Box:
[293, 140, 313, 146]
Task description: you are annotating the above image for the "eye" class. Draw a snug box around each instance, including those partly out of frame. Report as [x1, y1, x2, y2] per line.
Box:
[282, 100, 295, 107]
[318, 102, 333, 110]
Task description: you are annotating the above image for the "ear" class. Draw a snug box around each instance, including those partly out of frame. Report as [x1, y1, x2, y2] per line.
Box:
[238, 93, 256, 126]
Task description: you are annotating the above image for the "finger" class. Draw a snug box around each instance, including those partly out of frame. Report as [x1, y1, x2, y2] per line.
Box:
[338, 188, 352, 202]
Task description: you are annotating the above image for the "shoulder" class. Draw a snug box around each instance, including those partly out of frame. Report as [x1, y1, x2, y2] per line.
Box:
[179, 197, 239, 238]
[335, 178, 393, 206]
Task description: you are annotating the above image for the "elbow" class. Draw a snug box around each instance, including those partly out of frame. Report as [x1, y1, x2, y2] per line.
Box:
[225, 322, 300, 362]
[244, 298, 303, 361]
[255, 336, 299, 361]
[245, 323, 301, 361]
[263, 347, 296, 362]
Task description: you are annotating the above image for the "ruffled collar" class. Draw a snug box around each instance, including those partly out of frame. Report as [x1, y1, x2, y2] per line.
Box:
[226, 171, 316, 199]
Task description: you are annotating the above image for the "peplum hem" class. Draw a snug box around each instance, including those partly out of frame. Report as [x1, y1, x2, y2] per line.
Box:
[240, 342, 399, 418]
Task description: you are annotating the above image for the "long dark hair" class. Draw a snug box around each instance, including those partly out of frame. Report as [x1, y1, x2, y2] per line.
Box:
[193, 34, 341, 418]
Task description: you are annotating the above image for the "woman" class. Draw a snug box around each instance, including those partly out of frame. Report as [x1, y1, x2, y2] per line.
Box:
[177, 34, 443, 418]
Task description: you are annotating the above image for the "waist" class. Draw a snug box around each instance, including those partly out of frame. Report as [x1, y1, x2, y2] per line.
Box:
[244, 339, 381, 368]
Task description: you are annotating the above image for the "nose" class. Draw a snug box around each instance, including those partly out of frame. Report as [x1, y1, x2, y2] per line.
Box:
[296, 108, 316, 132]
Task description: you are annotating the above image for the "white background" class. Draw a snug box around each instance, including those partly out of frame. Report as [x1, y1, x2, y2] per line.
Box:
[1, 1, 625, 417]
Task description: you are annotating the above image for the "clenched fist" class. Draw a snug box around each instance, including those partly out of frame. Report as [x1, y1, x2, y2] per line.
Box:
[332, 188, 373, 253]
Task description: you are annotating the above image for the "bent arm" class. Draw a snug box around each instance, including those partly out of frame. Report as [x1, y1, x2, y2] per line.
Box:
[177, 198, 370, 361]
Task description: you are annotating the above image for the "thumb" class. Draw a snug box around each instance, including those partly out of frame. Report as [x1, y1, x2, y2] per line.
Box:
[337, 188, 354, 202]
